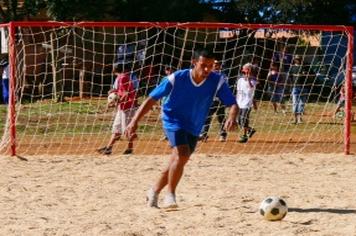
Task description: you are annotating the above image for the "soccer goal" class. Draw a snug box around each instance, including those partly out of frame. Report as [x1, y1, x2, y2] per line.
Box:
[0, 22, 353, 156]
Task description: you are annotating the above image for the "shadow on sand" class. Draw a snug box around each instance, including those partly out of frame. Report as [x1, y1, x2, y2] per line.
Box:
[289, 207, 356, 214]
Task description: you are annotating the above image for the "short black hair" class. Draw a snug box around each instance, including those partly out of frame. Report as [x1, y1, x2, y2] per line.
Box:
[192, 47, 215, 60]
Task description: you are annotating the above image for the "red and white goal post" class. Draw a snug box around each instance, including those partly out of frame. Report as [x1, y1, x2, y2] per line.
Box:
[0, 22, 353, 156]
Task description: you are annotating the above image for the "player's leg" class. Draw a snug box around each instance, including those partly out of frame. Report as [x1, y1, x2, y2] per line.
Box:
[153, 153, 175, 193]
[298, 94, 307, 123]
[334, 98, 345, 118]
[3, 78, 9, 104]
[97, 110, 122, 155]
[97, 133, 120, 155]
[280, 88, 288, 113]
[217, 104, 227, 141]
[239, 109, 249, 143]
[242, 109, 250, 136]
[166, 145, 190, 194]
[148, 129, 198, 208]
[165, 131, 198, 208]
[122, 107, 137, 154]
[245, 108, 256, 138]
[272, 101, 278, 113]
[292, 91, 299, 124]
[293, 92, 306, 124]
[280, 96, 286, 114]
[270, 93, 277, 113]
[146, 151, 177, 208]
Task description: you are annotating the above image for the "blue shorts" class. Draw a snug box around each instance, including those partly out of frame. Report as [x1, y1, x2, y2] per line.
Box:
[164, 129, 199, 153]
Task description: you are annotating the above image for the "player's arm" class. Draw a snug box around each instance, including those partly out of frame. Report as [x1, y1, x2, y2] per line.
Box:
[125, 97, 157, 139]
[125, 76, 173, 139]
[216, 82, 238, 131]
[224, 104, 238, 131]
[248, 76, 257, 88]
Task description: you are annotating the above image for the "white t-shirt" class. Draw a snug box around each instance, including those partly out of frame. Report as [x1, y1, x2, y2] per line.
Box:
[236, 76, 257, 109]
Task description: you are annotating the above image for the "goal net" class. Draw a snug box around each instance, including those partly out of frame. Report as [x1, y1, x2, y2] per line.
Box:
[0, 22, 353, 156]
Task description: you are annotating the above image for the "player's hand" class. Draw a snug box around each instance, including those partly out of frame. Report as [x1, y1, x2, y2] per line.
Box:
[224, 118, 237, 131]
[125, 120, 138, 140]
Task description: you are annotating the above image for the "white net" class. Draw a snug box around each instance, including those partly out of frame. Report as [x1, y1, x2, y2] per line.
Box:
[0, 22, 353, 155]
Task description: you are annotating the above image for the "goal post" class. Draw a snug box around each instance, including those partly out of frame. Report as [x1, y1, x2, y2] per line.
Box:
[0, 21, 353, 156]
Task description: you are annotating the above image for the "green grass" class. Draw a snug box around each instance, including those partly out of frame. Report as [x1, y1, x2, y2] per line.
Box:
[1, 98, 351, 155]
[0, 104, 8, 133]
[0, 99, 348, 139]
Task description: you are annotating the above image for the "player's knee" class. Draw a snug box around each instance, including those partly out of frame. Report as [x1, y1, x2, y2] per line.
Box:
[113, 133, 121, 140]
[176, 155, 190, 167]
[161, 168, 169, 176]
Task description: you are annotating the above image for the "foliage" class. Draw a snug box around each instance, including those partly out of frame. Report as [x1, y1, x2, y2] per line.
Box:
[45, 0, 209, 21]
[0, 0, 46, 22]
[0, 0, 354, 25]
[206, 0, 354, 25]
[46, 0, 111, 21]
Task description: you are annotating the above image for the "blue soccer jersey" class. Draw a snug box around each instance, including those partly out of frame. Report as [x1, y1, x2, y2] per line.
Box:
[149, 69, 236, 136]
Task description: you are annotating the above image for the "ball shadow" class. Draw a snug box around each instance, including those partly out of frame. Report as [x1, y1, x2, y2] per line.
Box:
[289, 207, 356, 214]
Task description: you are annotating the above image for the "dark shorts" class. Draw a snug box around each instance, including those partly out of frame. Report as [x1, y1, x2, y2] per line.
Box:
[271, 93, 285, 103]
[238, 108, 251, 128]
[164, 129, 199, 153]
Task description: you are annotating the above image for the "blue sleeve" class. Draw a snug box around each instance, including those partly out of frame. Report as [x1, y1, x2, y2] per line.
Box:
[216, 82, 236, 106]
[149, 77, 173, 100]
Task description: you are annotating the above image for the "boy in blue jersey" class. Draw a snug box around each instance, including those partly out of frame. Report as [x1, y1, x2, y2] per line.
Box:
[125, 48, 238, 208]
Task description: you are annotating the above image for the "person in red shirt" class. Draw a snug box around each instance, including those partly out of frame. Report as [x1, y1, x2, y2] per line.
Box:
[97, 63, 138, 155]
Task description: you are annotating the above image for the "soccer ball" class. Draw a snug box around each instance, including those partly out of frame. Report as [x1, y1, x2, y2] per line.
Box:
[107, 92, 119, 106]
[259, 196, 288, 221]
[336, 111, 345, 118]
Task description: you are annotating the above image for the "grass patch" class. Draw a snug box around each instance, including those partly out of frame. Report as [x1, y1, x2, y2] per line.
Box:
[0, 99, 350, 141]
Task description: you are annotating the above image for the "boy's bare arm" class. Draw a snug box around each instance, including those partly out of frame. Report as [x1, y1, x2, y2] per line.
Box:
[224, 104, 238, 131]
[125, 97, 157, 139]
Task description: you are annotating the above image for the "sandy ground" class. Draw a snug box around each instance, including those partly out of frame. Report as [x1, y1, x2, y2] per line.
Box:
[1, 153, 356, 236]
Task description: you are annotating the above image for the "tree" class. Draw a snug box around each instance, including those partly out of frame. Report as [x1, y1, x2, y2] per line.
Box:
[45, 0, 210, 21]
[1, 0, 354, 25]
[0, 0, 46, 22]
[46, 0, 111, 21]
[206, 0, 354, 25]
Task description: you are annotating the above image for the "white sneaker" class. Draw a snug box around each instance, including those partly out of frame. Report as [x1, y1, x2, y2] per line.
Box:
[146, 188, 159, 208]
[219, 135, 226, 142]
[164, 192, 178, 208]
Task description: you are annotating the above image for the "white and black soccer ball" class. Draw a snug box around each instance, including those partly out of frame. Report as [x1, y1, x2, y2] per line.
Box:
[259, 196, 288, 221]
[107, 92, 119, 106]
[336, 111, 345, 118]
